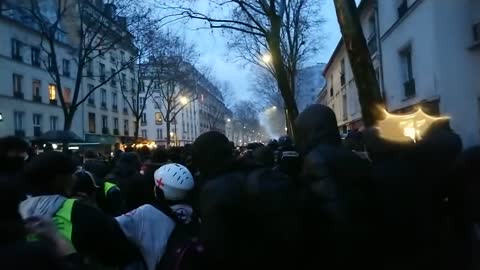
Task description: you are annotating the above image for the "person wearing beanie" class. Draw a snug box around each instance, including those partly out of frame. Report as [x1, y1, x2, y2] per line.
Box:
[192, 131, 234, 180]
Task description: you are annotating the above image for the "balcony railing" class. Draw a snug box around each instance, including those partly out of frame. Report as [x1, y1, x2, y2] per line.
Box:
[113, 128, 119, 135]
[112, 105, 118, 112]
[100, 74, 106, 82]
[102, 127, 109, 135]
[14, 91, 24, 99]
[63, 71, 70, 78]
[14, 130, 25, 137]
[101, 102, 107, 109]
[368, 33, 378, 55]
[87, 71, 93, 77]
[33, 95, 42, 103]
[404, 78, 416, 97]
[49, 99, 57, 105]
[123, 107, 128, 114]
[88, 98, 95, 106]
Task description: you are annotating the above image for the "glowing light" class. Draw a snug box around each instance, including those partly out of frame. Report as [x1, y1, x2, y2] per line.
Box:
[272, 106, 277, 110]
[179, 96, 189, 105]
[52, 144, 58, 150]
[262, 53, 272, 63]
[170, 132, 174, 137]
[377, 107, 450, 143]
[68, 146, 79, 150]
[227, 118, 231, 122]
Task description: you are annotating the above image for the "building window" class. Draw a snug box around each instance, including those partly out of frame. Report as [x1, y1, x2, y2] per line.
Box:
[141, 113, 147, 125]
[48, 84, 57, 103]
[400, 45, 415, 97]
[101, 89, 107, 108]
[88, 113, 96, 133]
[14, 111, 25, 135]
[31, 47, 40, 67]
[112, 92, 118, 110]
[102, 115, 108, 130]
[397, 0, 408, 19]
[123, 98, 128, 113]
[131, 78, 136, 92]
[63, 88, 71, 105]
[33, 114, 42, 136]
[156, 128, 162, 140]
[12, 74, 23, 97]
[47, 53, 54, 71]
[141, 129, 147, 138]
[121, 73, 126, 90]
[124, 119, 129, 135]
[99, 63, 106, 81]
[32, 80, 41, 96]
[113, 117, 119, 130]
[155, 112, 163, 125]
[50, 116, 58, 131]
[87, 84, 95, 105]
[62, 59, 70, 77]
[110, 52, 116, 63]
[342, 94, 348, 120]
[11, 39, 22, 61]
[111, 68, 117, 87]
[120, 51, 125, 64]
[86, 58, 93, 77]
[340, 58, 346, 86]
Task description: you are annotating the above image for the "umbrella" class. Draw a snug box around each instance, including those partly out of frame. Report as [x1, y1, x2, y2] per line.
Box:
[38, 130, 84, 143]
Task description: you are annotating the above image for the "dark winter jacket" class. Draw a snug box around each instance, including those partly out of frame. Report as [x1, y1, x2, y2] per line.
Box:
[295, 104, 379, 270]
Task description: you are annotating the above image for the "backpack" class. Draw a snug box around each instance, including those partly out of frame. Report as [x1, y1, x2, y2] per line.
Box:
[155, 223, 205, 270]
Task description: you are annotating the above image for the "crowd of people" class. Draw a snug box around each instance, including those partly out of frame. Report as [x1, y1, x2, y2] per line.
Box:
[0, 104, 479, 270]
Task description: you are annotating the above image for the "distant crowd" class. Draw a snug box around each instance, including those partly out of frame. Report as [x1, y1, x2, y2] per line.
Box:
[1, 104, 479, 270]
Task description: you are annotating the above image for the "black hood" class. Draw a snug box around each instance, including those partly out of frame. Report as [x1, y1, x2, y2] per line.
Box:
[294, 104, 341, 155]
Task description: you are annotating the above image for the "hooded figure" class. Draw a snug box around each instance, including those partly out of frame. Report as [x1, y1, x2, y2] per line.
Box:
[295, 104, 379, 270]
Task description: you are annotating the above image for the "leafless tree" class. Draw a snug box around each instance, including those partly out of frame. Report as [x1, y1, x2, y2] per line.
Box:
[231, 100, 260, 144]
[14, 0, 149, 140]
[149, 33, 200, 146]
[120, 21, 160, 141]
[159, 0, 324, 139]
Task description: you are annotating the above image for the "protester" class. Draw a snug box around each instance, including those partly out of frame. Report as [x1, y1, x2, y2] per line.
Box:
[198, 166, 302, 270]
[19, 152, 141, 268]
[0, 136, 30, 180]
[295, 104, 380, 270]
[115, 162, 196, 270]
[107, 152, 149, 212]
[72, 168, 99, 208]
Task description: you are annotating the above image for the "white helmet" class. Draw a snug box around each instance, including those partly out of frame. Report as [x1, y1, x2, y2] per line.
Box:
[154, 163, 194, 201]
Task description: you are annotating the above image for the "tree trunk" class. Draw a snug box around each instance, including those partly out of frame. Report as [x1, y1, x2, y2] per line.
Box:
[166, 120, 171, 147]
[134, 118, 140, 142]
[268, 16, 299, 140]
[333, 0, 384, 127]
[62, 111, 74, 153]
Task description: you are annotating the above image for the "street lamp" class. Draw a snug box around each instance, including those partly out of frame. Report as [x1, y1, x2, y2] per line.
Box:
[262, 53, 272, 64]
[227, 118, 231, 122]
[179, 96, 189, 105]
[272, 105, 277, 110]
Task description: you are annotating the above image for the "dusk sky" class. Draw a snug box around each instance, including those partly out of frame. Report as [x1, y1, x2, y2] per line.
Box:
[171, 0, 345, 101]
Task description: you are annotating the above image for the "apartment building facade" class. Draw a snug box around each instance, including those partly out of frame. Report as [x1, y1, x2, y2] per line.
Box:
[0, 0, 138, 146]
[140, 66, 228, 147]
[321, 0, 480, 146]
